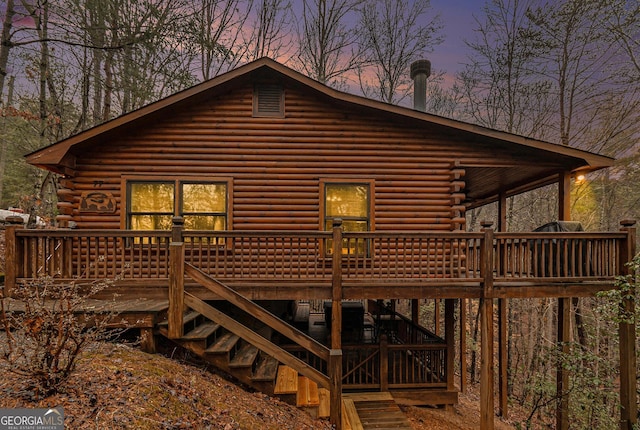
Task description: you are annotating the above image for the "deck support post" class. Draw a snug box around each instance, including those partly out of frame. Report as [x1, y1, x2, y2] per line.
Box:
[498, 300, 508, 417]
[445, 299, 455, 393]
[619, 220, 637, 430]
[4, 220, 23, 298]
[460, 298, 467, 393]
[434, 299, 440, 336]
[497, 192, 508, 418]
[168, 217, 185, 339]
[480, 298, 495, 430]
[411, 299, 419, 343]
[480, 221, 495, 430]
[330, 219, 343, 430]
[556, 297, 571, 430]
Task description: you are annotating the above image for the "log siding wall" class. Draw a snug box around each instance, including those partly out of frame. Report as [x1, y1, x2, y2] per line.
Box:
[57, 84, 474, 231]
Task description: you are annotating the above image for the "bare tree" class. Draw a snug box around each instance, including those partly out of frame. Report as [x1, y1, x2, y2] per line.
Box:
[458, 0, 552, 138]
[606, 1, 640, 82]
[356, 0, 442, 105]
[526, 0, 633, 150]
[294, 0, 363, 87]
[245, 0, 294, 61]
[183, 0, 253, 80]
[0, 0, 16, 105]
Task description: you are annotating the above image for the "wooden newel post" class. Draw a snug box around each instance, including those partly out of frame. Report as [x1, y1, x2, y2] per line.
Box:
[330, 218, 343, 429]
[380, 334, 389, 392]
[480, 220, 495, 430]
[619, 219, 637, 430]
[168, 216, 185, 339]
[4, 217, 24, 298]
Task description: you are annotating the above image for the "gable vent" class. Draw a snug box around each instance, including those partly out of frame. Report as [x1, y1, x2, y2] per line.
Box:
[254, 84, 284, 117]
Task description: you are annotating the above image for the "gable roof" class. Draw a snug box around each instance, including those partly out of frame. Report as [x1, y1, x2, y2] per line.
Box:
[26, 57, 613, 207]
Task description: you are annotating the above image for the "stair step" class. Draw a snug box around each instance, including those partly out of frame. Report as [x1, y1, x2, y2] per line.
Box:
[318, 388, 330, 418]
[342, 398, 363, 430]
[229, 344, 259, 368]
[274, 365, 298, 395]
[158, 311, 201, 328]
[182, 322, 220, 341]
[296, 376, 320, 407]
[252, 356, 279, 382]
[205, 332, 240, 354]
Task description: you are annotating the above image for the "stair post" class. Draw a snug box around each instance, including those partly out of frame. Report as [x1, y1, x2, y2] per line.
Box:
[168, 216, 185, 339]
[330, 219, 343, 429]
[379, 334, 388, 392]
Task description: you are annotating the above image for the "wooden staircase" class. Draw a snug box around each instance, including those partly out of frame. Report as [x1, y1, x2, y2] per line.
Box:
[157, 310, 280, 394]
[156, 309, 333, 420]
[156, 308, 369, 428]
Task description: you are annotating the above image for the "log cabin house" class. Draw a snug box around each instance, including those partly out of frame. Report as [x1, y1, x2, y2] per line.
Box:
[5, 58, 637, 429]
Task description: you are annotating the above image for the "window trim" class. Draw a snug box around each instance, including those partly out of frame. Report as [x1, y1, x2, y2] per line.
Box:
[319, 178, 375, 257]
[121, 175, 233, 231]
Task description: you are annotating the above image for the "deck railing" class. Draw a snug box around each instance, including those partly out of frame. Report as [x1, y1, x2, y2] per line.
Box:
[284, 337, 448, 391]
[4, 219, 635, 297]
[341, 339, 448, 390]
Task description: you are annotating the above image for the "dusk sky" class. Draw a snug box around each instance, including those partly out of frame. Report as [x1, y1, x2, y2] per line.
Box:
[430, 0, 486, 75]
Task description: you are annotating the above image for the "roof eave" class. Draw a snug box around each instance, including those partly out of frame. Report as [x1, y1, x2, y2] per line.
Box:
[25, 57, 615, 174]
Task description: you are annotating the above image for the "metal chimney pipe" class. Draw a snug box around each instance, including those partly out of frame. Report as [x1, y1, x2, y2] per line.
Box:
[411, 59, 431, 112]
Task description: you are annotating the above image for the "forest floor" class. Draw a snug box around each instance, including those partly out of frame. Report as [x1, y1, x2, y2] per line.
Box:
[0, 340, 527, 430]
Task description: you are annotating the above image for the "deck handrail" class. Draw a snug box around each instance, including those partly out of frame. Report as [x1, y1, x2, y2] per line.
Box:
[183, 262, 330, 361]
[5, 224, 634, 296]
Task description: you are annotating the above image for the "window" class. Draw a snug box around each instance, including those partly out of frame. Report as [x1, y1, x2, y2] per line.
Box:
[322, 181, 372, 256]
[127, 179, 229, 231]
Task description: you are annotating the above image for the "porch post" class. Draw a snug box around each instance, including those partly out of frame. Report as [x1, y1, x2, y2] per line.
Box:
[497, 192, 508, 418]
[168, 216, 185, 339]
[330, 219, 343, 429]
[558, 172, 571, 221]
[619, 220, 637, 430]
[557, 172, 572, 430]
[480, 221, 495, 430]
[4, 217, 24, 298]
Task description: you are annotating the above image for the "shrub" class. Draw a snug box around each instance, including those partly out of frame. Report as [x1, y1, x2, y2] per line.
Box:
[0, 277, 119, 399]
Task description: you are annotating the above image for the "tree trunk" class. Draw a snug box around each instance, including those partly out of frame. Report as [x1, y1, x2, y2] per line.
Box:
[0, 0, 15, 104]
[470, 299, 481, 383]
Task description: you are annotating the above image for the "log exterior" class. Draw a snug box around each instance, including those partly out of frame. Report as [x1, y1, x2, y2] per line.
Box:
[58, 84, 469, 231]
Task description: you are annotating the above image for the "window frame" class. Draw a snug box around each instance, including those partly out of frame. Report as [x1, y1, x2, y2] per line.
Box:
[122, 175, 233, 231]
[319, 178, 375, 257]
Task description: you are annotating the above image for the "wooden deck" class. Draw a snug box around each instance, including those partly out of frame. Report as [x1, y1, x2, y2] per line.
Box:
[1, 297, 168, 327]
[2, 297, 169, 353]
